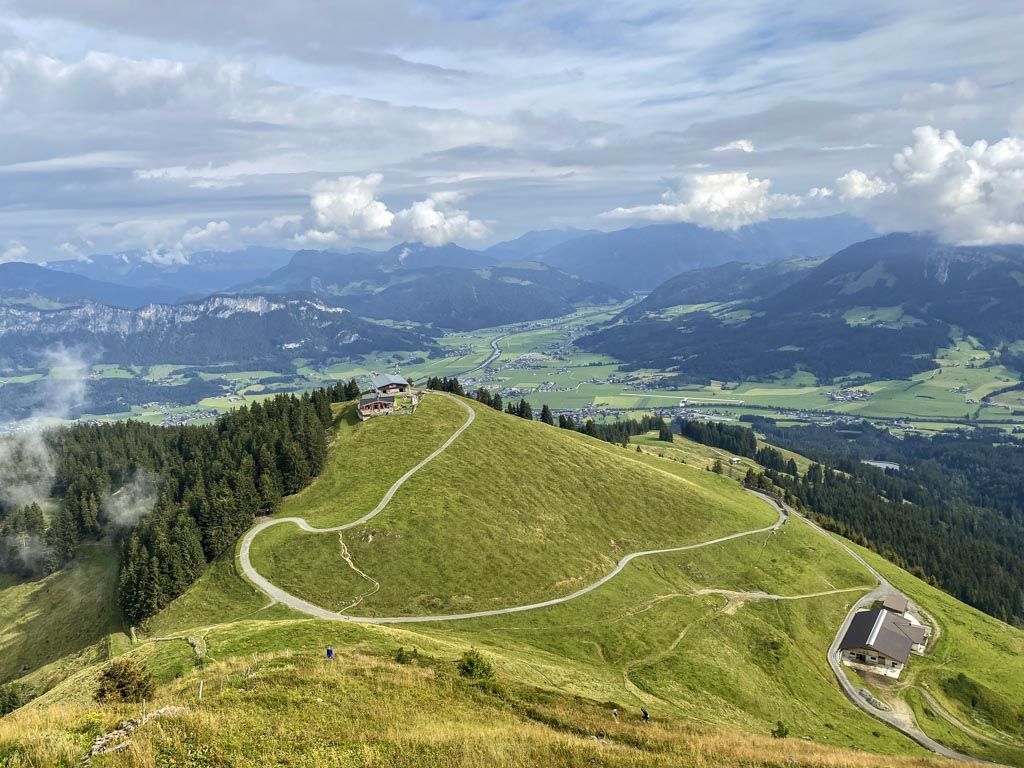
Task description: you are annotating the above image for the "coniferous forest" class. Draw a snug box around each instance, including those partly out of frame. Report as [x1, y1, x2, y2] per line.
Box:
[0, 379, 361, 625]
[681, 415, 1024, 625]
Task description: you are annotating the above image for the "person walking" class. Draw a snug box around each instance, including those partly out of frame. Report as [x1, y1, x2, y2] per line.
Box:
[641, 708, 649, 723]
[326, 646, 334, 661]
[611, 707, 619, 721]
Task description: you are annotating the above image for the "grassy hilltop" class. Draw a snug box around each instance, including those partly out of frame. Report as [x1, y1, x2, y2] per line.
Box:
[250, 395, 773, 616]
[1, 392, 1022, 767]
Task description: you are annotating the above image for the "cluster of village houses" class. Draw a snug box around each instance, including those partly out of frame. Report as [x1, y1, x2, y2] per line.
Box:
[357, 373, 417, 419]
[839, 593, 931, 678]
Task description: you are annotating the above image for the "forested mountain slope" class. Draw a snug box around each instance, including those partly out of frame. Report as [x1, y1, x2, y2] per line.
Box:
[582, 233, 1024, 381]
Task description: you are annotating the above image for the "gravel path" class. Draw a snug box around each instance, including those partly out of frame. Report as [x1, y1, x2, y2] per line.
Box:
[237, 395, 990, 763]
[238, 395, 784, 624]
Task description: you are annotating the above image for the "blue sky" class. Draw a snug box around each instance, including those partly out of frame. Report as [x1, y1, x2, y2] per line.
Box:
[0, 0, 1022, 263]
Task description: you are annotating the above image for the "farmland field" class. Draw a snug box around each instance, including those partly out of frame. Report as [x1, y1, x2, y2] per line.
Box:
[3, 301, 1021, 435]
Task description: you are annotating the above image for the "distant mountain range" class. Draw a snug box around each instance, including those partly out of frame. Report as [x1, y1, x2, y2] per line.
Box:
[541, 214, 876, 290]
[243, 242, 626, 330]
[0, 295, 434, 370]
[0, 262, 179, 309]
[47, 247, 295, 300]
[581, 233, 1024, 382]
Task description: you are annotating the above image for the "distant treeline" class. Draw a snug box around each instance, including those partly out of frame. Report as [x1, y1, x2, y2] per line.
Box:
[0, 378, 363, 625]
[683, 415, 1024, 625]
[676, 419, 798, 475]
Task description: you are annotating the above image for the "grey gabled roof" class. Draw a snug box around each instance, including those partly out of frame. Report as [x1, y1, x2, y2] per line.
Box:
[882, 594, 909, 614]
[359, 393, 395, 405]
[371, 373, 408, 389]
[839, 609, 913, 664]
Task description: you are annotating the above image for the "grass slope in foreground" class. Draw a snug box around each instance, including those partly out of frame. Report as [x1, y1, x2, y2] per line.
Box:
[249, 394, 774, 616]
[2, 397, 1017, 767]
[1, 645, 955, 768]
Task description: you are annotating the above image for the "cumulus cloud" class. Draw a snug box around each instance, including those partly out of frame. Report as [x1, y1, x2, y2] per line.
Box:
[601, 172, 819, 230]
[1, 240, 28, 262]
[391, 192, 490, 246]
[713, 139, 755, 153]
[74, 218, 233, 264]
[180, 220, 231, 250]
[839, 126, 1024, 243]
[307, 174, 395, 240]
[296, 174, 488, 246]
[836, 170, 894, 200]
[240, 215, 303, 243]
[57, 242, 89, 261]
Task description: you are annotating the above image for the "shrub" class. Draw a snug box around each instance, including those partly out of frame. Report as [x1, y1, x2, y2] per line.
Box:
[94, 658, 156, 703]
[771, 720, 789, 739]
[0, 684, 24, 716]
[394, 646, 418, 665]
[74, 711, 107, 737]
[457, 649, 494, 680]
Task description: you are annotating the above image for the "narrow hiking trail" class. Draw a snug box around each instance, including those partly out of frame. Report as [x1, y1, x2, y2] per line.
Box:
[236, 392, 989, 763]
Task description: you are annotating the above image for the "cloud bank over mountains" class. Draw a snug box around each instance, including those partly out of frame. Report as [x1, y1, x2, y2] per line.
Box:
[0, 1, 1021, 258]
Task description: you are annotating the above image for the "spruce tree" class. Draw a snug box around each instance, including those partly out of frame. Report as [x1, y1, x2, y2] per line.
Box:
[540, 404, 554, 425]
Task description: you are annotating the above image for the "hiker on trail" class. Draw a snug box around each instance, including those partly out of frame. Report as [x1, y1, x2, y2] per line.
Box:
[612, 707, 619, 721]
[641, 708, 649, 723]
[326, 646, 334, 661]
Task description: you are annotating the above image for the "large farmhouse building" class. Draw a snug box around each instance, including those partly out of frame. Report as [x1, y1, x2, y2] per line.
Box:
[371, 373, 410, 395]
[838, 593, 930, 678]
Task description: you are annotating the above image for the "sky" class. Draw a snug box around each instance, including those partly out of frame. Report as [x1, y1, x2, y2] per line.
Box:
[0, 0, 1022, 264]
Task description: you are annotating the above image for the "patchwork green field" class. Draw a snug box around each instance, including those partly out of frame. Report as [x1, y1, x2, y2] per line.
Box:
[6, 299, 1019, 437]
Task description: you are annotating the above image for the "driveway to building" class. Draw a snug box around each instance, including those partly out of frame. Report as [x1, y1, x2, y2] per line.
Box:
[790, 504, 990, 763]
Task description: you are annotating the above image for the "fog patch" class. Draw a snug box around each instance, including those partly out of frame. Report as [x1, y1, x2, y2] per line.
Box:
[0, 530, 50, 575]
[0, 346, 90, 512]
[104, 471, 158, 528]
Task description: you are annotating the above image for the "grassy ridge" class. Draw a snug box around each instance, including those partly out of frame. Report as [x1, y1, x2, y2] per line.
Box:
[275, 399, 464, 528]
[249, 395, 775, 616]
[0, 646, 956, 768]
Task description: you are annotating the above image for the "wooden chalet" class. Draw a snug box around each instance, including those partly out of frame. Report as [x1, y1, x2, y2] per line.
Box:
[358, 392, 396, 419]
[371, 373, 410, 395]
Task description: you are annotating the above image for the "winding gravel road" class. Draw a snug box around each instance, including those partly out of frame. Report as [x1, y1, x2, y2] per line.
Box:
[785, 502, 989, 763]
[238, 393, 988, 763]
[238, 393, 784, 624]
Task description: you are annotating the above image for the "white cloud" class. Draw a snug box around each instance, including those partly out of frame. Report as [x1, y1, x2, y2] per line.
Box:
[75, 218, 234, 263]
[180, 220, 231, 250]
[240, 215, 303, 242]
[392, 192, 490, 246]
[1, 240, 29, 262]
[307, 174, 395, 240]
[57, 242, 89, 261]
[601, 172, 816, 230]
[0, 151, 142, 174]
[836, 170, 894, 200]
[713, 139, 754, 153]
[296, 174, 488, 246]
[839, 126, 1024, 243]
